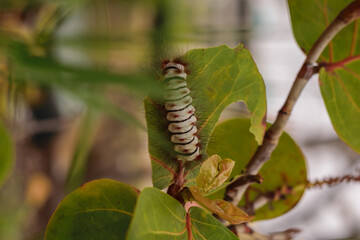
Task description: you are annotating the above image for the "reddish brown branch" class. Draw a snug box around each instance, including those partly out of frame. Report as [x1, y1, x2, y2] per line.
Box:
[230, 223, 300, 240]
[225, 0, 360, 205]
[224, 174, 263, 202]
[307, 174, 360, 189]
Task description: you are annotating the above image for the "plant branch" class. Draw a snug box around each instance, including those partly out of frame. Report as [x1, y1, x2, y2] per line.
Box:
[225, 0, 360, 205]
[307, 174, 360, 189]
[229, 223, 300, 240]
[167, 161, 185, 203]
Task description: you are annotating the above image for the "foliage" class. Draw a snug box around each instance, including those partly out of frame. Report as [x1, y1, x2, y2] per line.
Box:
[207, 118, 307, 220]
[126, 187, 239, 240]
[0, 0, 358, 239]
[0, 121, 14, 186]
[288, 0, 360, 153]
[45, 179, 139, 240]
[195, 154, 234, 194]
[145, 44, 266, 189]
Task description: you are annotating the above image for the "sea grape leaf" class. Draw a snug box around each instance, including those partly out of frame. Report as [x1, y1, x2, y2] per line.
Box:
[288, 0, 360, 152]
[319, 66, 360, 153]
[45, 179, 139, 240]
[207, 118, 307, 220]
[196, 155, 234, 194]
[0, 121, 14, 186]
[189, 186, 253, 225]
[145, 44, 267, 189]
[126, 187, 238, 240]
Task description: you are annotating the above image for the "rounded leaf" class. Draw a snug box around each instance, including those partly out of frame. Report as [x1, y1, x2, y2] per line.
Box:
[126, 187, 238, 240]
[319, 66, 360, 153]
[207, 118, 307, 220]
[45, 179, 139, 240]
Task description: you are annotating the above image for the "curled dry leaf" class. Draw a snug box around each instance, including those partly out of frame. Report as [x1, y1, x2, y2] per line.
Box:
[189, 186, 254, 225]
[196, 154, 235, 194]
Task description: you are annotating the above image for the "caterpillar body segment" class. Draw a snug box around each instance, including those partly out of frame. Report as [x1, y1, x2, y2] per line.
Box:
[163, 61, 200, 162]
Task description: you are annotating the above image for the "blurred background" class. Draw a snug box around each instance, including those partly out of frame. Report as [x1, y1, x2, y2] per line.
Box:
[0, 0, 359, 239]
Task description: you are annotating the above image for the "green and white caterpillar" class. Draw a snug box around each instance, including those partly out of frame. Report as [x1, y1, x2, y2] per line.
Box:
[162, 60, 200, 161]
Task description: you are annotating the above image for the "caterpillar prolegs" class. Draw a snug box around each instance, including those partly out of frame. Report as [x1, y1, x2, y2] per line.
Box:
[162, 60, 201, 162]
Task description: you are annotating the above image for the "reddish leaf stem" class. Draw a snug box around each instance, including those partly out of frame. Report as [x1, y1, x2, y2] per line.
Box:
[186, 212, 193, 240]
[323, 54, 360, 71]
[167, 161, 185, 202]
[225, 0, 360, 205]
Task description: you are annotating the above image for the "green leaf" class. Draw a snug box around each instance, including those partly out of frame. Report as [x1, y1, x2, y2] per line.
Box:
[207, 118, 307, 220]
[188, 207, 238, 240]
[126, 187, 238, 240]
[10, 42, 162, 95]
[45, 179, 139, 240]
[196, 155, 234, 194]
[145, 44, 267, 189]
[288, 0, 360, 152]
[0, 121, 14, 186]
[288, 0, 357, 62]
[189, 186, 253, 225]
[10, 42, 149, 129]
[319, 66, 360, 153]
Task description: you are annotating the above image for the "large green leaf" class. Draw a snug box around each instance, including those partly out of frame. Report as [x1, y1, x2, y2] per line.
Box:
[126, 187, 238, 240]
[288, 0, 360, 152]
[145, 44, 267, 189]
[45, 179, 139, 240]
[288, 0, 357, 62]
[0, 121, 14, 186]
[207, 118, 307, 220]
[319, 66, 360, 152]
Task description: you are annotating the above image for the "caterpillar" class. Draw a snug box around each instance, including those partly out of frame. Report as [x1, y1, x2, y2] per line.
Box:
[162, 60, 200, 162]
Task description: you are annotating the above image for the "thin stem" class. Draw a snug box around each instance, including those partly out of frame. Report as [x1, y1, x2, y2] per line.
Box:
[323, 54, 360, 71]
[307, 174, 360, 189]
[230, 223, 300, 240]
[225, 0, 360, 205]
[167, 161, 185, 203]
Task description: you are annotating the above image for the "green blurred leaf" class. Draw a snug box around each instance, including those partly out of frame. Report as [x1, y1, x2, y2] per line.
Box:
[196, 155, 234, 194]
[0, 121, 14, 186]
[126, 187, 238, 240]
[0, 178, 28, 240]
[65, 110, 98, 193]
[189, 186, 253, 225]
[9, 42, 162, 95]
[145, 44, 266, 189]
[207, 118, 307, 220]
[288, 0, 360, 153]
[45, 179, 139, 240]
[9, 42, 152, 128]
